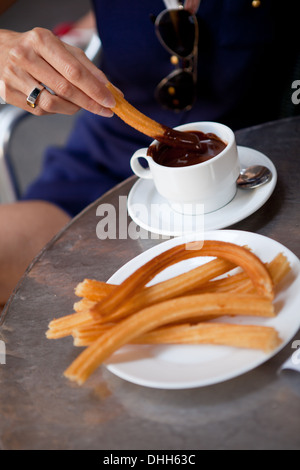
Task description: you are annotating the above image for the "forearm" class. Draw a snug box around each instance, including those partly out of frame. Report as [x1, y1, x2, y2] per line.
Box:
[0, 200, 70, 304]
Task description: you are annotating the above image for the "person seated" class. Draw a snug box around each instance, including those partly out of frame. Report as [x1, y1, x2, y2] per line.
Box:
[0, 0, 299, 304]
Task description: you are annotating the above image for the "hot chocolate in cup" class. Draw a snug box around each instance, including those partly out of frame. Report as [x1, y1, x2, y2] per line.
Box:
[130, 121, 240, 215]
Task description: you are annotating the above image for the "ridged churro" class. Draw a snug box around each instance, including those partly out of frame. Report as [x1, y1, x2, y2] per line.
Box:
[134, 323, 281, 353]
[75, 279, 115, 302]
[106, 82, 202, 149]
[46, 252, 287, 341]
[95, 257, 235, 324]
[46, 311, 93, 339]
[64, 293, 275, 384]
[45, 242, 290, 386]
[47, 257, 235, 339]
[90, 240, 274, 321]
[72, 322, 281, 352]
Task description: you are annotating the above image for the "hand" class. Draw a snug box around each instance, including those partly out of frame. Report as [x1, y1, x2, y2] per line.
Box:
[0, 28, 116, 116]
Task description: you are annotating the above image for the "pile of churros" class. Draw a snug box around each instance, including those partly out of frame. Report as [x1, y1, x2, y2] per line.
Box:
[46, 240, 291, 385]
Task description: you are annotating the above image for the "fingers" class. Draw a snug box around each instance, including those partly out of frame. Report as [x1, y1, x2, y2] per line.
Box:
[65, 45, 122, 98]
[13, 42, 113, 117]
[28, 28, 116, 112]
[2, 58, 80, 116]
[38, 88, 80, 115]
[64, 42, 107, 83]
[2, 28, 116, 117]
[0, 83, 49, 116]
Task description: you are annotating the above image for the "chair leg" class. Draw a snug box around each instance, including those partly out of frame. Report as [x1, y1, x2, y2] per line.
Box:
[0, 105, 28, 203]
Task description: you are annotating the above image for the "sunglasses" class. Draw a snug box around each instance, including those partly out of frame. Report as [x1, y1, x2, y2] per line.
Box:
[153, 7, 199, 112]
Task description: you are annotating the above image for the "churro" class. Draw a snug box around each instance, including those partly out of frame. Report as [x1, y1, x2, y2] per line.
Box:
[95, 257, 235, 324]
[134, 323, 282, 353]
[75, 279, 115, 302]
[64, 293, 275, 384]
[90, 240, 274, 321]
[46, 252, 288, 341]
[106, 82, 202, 149]
[194, 252, 291, 295]
[46, 311, 93, 339]
[46, 257, 234, 339]
[45, 243, 291, 386]
[72, 322, 281, 352]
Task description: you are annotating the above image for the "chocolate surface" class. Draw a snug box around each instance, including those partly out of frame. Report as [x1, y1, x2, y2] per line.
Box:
[148, 131, 227, 167]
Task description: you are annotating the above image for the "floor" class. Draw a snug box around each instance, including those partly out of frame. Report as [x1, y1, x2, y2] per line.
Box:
[0, 0, 91, 197]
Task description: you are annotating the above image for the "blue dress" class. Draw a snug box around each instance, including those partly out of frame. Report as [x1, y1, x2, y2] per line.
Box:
[23, 0, 299, 216]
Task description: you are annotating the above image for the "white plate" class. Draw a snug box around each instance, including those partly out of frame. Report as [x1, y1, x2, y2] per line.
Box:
[106, 230, 300, 389]
[127, 146, 277, 235]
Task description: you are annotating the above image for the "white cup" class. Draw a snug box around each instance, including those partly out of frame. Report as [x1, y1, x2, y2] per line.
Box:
[130, 121, 240, 215]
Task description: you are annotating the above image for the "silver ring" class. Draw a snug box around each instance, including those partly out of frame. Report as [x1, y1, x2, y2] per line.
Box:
[40, 83, 56, 96]
[26, 85, 45, 109]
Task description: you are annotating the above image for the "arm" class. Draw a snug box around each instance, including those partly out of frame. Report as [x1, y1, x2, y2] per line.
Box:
[0, 200, 71, 305]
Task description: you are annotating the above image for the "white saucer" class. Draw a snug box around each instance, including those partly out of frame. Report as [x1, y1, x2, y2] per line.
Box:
[127, 146, 277, 236]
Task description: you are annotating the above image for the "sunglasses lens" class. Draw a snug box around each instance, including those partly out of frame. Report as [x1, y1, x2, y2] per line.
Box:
[156, 71, 196, 111]
[156, 9, 197, 58]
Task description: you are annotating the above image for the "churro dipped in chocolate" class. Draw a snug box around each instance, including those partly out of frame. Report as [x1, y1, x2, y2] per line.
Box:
[106, 82, 203, 151]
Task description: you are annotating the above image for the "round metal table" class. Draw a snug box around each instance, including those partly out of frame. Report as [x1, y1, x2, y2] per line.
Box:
[0, 117, 299, 450]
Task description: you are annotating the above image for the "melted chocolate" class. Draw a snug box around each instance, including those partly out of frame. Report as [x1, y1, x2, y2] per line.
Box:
[158, 125, 204, 151]
[148, 131, 227, 167]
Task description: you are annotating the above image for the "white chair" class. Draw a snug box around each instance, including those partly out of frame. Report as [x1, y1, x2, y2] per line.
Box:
[0, 33, 101, 204]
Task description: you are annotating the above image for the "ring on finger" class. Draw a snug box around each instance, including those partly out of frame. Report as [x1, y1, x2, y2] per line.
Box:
[26, 85, 45, 108]
[40, 83, 56, 96]
[26, 83, 56, 109]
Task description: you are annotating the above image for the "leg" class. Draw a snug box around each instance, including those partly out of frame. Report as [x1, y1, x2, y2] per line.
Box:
[0, 200, 70, 304]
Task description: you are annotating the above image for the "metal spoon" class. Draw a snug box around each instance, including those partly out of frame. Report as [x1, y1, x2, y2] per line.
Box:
[236, 165, 272, 189]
